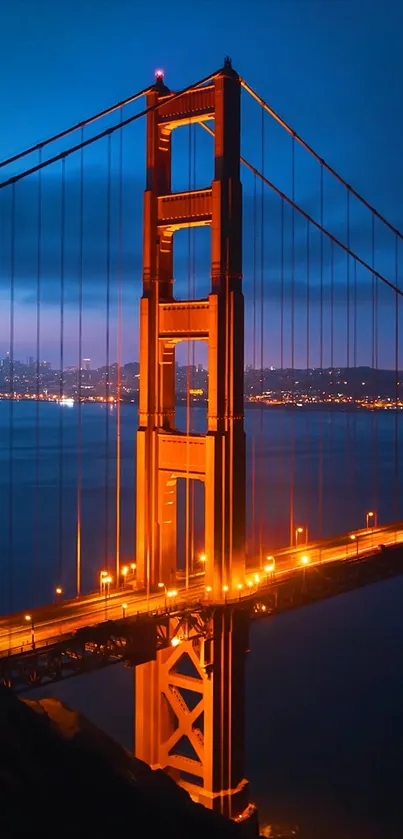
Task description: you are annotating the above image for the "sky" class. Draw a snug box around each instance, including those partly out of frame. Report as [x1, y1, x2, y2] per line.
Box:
[0, 0, 403, 370]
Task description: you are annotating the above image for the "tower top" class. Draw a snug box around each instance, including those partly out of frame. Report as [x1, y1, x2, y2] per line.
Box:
[153, 68, 170, 95]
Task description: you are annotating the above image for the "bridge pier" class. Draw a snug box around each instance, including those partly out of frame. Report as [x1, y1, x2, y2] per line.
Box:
[134, 607, 252, 823]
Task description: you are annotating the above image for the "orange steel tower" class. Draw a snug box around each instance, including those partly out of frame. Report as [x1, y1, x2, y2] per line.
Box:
[136, 57, 246, 598]
[135, 59, 251, 823]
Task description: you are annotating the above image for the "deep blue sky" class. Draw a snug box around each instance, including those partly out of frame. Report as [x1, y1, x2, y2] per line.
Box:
[0, 0, 403, 369]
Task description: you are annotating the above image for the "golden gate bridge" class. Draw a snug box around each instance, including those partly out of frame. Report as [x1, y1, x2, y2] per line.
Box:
[0, 57, 402, 829]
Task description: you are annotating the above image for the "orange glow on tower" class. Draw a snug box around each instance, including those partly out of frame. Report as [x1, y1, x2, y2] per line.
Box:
[136, 57, 246, 598]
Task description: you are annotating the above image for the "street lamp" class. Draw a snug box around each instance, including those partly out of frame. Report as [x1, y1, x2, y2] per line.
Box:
[100, 570, 108, 593]
[222, 585, 229, 603]
[121, 566, 129, 587]
[350, 534, 359, 557]
[55, 586, 63, 602]
[25, 614, 35, 649]
[264, 556, 275, 583]
[295, 525, 308, 546]
[237, 583, 243, 601]
[366, 510, 377, 529]
[122, 603, 127, 618]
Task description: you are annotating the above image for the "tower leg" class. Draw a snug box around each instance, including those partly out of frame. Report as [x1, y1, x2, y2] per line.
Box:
[135, 608, 250, 820]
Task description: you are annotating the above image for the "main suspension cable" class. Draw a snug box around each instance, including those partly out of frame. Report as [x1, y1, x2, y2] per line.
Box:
[199, 121, 403, 298]
[240, 78, 403, 242]
[0, 70, 220, 190]
[0, 86, 152, 169]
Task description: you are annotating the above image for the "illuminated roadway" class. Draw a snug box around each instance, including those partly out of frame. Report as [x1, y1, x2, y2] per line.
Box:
[1, 521, 402, 657]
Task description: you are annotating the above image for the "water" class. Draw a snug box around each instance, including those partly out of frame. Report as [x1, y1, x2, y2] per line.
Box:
[1, 401, 402, 613]
[2, 402, 403, 837]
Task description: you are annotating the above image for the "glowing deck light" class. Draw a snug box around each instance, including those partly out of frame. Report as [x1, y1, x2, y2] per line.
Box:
[171, 636, 181, 647]
[301, 555, 309, 565]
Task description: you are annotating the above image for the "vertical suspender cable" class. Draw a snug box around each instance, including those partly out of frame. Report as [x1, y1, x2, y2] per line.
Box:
[352, 257, 358, 524]
[317, 164, 324, 544]
[329, 239, 335, 508]
[259, 106, 264, 563]
[191, 127, 196, 571]
[8, 184, 16, 629]
[35, 150, 42, 597]
[305, 220, 311, 545]
[116, 110, 123, 582]
[289, 138, 295, 547]
[394, 238, 399, 524]
[76, 130, 84, 596]
[346, 190, 353, 531]
[251, 174, 257, 558]
[58, 158, 66, 586]
[371, 215, 378, 522]
[281, 200, 286, 546]
[105, 135, 112, 573]
[185, 121, 192, 591]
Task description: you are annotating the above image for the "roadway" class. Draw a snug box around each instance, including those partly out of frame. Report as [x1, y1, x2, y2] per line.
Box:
[1, 521, 402, 657]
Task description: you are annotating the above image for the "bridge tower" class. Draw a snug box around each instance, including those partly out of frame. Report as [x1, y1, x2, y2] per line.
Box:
[135, 61, 252, 824]
[135, 57, 246, 599]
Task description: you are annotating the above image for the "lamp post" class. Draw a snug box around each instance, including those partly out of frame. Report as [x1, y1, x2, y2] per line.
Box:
[222, 585, 229, 604]
[264, 556, 276, 584]
[122, 603, 127, 619]
[101, 574, 112, 618]
[121, 566, 129, 587]
[366, 510, 377, 529]
[350, 534, 359, 557]
[55, 586, 63, 604]
[25, 614, 35, 649]
[295, 525, 308, 546]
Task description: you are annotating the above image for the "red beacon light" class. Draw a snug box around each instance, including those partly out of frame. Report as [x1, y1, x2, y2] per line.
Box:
[155, 69, 164, 80]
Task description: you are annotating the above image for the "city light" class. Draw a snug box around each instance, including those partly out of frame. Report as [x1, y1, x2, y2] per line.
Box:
[167, 589, 178, 598]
